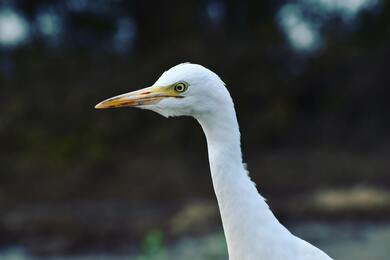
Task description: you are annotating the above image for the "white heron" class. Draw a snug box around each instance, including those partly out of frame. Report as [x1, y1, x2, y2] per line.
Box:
[95, 63, 332, 260]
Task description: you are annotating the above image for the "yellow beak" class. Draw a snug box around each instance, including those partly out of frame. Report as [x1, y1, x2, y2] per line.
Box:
[95, 85, 181, 109]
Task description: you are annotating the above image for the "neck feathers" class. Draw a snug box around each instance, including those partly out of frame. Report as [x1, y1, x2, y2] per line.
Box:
[196, 103, 292, 260]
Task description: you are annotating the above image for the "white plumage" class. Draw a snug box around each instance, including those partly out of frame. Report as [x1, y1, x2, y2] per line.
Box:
[95, 63, 332, 260]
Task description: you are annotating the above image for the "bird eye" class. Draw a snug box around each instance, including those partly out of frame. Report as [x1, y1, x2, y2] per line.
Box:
[174, 82, 188, 93]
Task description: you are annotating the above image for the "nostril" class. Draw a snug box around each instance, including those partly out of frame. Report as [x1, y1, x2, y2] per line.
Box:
[141, 91, 151, 95]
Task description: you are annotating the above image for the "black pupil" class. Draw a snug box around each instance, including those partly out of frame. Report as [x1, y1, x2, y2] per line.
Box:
[176, 84, 184, 91]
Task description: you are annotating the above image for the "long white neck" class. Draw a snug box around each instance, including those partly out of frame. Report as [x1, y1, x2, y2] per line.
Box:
[196, 103, 297, 260]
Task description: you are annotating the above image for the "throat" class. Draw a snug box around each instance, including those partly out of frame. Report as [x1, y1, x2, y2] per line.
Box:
[196, 108, 285, 259]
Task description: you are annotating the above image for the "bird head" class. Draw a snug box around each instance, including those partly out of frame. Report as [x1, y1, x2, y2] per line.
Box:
[95, 63, 231, 118]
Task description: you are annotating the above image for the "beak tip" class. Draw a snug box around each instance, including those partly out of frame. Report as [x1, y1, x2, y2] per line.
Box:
[94, 102, 105, 109]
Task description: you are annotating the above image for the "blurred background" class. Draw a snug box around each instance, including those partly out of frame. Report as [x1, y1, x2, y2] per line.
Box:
[0, 0, 389, 259]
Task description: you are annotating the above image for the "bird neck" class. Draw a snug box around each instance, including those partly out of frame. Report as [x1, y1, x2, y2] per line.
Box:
[196, 105, 289, 260]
